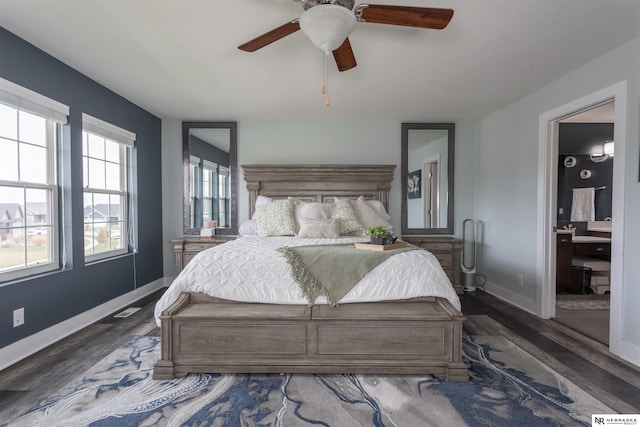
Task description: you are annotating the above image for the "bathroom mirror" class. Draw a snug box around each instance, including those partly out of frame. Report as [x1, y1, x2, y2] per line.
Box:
[183, 121, 237, 235]
[401, 122, 455, 235]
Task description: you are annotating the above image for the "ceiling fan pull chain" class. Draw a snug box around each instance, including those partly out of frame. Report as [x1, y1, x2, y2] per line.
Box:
[323, 51, 330, 106]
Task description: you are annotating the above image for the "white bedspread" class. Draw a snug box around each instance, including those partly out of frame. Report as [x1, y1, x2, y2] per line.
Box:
[154, 236, 461, 325]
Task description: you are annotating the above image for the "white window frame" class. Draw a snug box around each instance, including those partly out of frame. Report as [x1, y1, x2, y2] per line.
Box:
[189, 155, 200, 228]
[82, 113, 135, 263]
[202, 160, 216, 224]
[0, 77, 67, 282]
[218, 165, 230, 227]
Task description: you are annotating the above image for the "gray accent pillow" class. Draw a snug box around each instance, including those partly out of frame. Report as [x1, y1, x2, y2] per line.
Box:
[331, 200, 363, 235]
[256, 199, 296, 237]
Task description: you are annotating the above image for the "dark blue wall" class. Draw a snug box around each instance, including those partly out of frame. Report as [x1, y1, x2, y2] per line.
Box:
[557, 123, 614, 234]
[0, 27, 163, 348]
[189, 136, 230, 167]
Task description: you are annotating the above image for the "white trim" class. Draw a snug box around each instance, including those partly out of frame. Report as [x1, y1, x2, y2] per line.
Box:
[537, 80, 627, 357]
[82, 113, 136, 147]
[482, 280, 537, 315]
[0, 76, 69, 123]
[621, 340, 640, 367]
[0, 277, 170, 372]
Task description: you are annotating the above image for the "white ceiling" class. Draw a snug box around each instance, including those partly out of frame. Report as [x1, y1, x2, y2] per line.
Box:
[1, 0, 638, 122]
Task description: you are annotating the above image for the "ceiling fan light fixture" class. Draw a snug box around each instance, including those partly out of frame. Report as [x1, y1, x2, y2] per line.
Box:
[299, 4, 356, 53]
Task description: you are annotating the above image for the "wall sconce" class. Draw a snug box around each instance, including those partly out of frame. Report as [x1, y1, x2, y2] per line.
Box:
[604, 141, 615, 156]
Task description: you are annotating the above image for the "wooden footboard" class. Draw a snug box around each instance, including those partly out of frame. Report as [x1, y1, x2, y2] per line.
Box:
[154, 293, 468, 381]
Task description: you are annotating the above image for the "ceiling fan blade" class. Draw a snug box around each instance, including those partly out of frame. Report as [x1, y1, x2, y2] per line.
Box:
[333, 38, 357, 72]
[238, 20, 300, 52]
[357, 4, 453, 29]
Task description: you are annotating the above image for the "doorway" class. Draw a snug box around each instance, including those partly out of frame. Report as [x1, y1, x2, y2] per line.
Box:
[423, 159, 439, 228]
[537, 81, 627, 356]
[553, 102, 614, 344]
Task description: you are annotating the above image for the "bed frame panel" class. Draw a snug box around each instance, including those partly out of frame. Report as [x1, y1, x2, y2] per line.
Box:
[154, 164, 468, 381]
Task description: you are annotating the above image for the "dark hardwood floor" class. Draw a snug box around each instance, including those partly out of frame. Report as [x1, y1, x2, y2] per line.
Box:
[0, 288, 638, 425]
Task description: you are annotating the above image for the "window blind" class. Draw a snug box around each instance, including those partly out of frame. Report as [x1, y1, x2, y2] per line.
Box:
[0, 77, 69, 123]
[82, 113, 136, 147]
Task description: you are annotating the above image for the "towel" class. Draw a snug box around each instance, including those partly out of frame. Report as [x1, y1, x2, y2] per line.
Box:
[570, 187, 595, 221]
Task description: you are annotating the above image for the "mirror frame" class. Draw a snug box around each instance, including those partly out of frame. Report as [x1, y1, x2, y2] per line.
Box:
[401, 122, 455, 235]
[183, 121, 237, 235]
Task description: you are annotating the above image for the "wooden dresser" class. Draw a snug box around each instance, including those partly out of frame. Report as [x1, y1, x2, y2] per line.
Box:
[172, 237, 235, 274]
[402, 236, 464, 295]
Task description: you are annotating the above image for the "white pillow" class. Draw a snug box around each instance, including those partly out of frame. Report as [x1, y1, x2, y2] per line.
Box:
[352, 196, 393, 231]
[297, 218, 341, 238]
[256, 199, 296, 237]
[239, 218, 258, 236]
[365, 199, 392, 221]
[292, 199, 333, 231]
[251, 195, 273, 219]
[295, 200, 333, 219]
[331, 200, 363, 235]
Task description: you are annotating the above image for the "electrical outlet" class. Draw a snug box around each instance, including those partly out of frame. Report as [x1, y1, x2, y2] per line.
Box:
[517, 274, 524, 287]
[13, 307, 24, 327]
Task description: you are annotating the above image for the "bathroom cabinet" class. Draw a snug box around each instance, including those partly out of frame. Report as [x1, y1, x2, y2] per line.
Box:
[556, 233, 573, 292]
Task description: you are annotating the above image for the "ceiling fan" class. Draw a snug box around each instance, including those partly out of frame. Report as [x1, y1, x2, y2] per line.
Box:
[238, 0, 454, 72]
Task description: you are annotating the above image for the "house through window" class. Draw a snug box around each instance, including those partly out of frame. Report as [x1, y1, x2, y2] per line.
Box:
[0, 77, 68, 282]
[82, 113, 135, 262]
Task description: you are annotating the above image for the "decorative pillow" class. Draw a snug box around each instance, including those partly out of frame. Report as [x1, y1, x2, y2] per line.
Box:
[295, 200, 333, 220]
[239, 218, 258, 236]
[365, 199, 392, 221]
[331, 200, 363, 235]
[292, 199, 333, 231]
[352, 196, 393, 231]
[297, 218, 341, 238]
[256, 199, 296, 237]
[251, 195, 273, 219]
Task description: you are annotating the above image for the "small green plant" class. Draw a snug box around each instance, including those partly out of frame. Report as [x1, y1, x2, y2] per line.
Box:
[365, 225, 389, 238]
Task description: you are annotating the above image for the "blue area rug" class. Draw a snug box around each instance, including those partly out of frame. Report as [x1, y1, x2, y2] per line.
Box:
[14, 335, 610, 426]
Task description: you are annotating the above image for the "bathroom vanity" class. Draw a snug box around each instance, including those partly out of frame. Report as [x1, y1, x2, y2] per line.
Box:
[556, 224, 611, 293]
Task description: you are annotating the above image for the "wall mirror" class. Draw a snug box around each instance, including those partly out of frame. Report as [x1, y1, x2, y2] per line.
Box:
[401, 122, 455, 235]
[183, 121, 237, 235]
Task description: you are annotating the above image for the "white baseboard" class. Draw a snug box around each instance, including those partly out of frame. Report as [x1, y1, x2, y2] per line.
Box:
[479, 280, 537, 315]
[0, 277, 171, 372]
[621, 339, 640, 367]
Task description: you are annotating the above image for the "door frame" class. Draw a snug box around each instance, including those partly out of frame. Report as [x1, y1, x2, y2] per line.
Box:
[536, 80, 627, 354]
[423, 154, 440, 228]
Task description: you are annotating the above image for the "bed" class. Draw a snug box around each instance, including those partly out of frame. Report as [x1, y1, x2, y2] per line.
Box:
[153, 164, 468, 381]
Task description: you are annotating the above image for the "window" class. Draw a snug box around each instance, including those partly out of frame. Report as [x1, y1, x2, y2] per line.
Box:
[188, 157, 230, 228]
[189, 156, 200, 228]
[202, 160, 215, 224]
[218, 165, 230, 227]
[0, 77, 68, 281]
[82, 114, 135, 262]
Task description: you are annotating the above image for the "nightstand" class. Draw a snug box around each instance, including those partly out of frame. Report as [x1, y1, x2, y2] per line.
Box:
[401, 236, 464, 295]
[172, 236, 235, 274]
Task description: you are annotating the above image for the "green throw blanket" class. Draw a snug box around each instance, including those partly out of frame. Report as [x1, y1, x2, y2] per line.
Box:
[278, 243, 418, 306]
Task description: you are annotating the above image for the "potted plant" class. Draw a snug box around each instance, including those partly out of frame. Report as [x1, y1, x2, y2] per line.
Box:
[365, 225, 389, 245]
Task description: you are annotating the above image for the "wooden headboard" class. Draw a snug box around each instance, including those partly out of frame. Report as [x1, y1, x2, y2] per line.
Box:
[242, 164, 396, 217]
